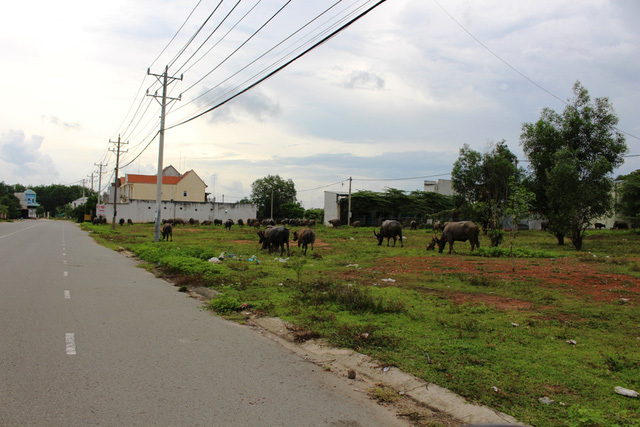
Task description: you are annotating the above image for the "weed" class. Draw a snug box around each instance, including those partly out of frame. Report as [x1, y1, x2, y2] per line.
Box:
[368, 384, 399, 403]
[207, 294, 242, 314]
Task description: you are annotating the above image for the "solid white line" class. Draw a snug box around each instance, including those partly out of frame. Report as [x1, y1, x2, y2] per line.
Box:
[65, 333, 76, 355]
[0, 223, 43, 239]
[64, 290, 70, 299]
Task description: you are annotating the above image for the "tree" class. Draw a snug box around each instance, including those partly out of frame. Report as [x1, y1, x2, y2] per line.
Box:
[521, 81, 627, 249]
[452, 140, 519, 246]
[0, 194, 21, 219]
[618, 170, 640, 222]
[250, 175, 297, 219]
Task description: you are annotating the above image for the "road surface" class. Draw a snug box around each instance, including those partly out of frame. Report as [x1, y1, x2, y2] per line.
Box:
[0, 220, 405, 426]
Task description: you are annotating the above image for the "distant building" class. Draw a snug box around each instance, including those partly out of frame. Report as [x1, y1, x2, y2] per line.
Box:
[423, 179, 454, 196]
[115, 166, 208, 203]
[70, 197, 87, 208]
[101, 166, 256, 223]
[14, 189, 40, 218]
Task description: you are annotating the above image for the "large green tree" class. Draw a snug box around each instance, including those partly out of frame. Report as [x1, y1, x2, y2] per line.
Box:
[250, 175, 298, 219]
[452, 140, 520, 246]
[618, 170, 640, 222]
[521, 81, 627, 249]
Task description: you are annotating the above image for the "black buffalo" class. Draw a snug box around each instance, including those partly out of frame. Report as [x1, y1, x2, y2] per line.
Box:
[612, 220, 629, 230]
[224, 219, 234, 231]
[432, 221, 479, 254]
[293, 228, 315, 255]
[162, 223, 173, 241]
[258, 226, 289, 256]
[373, 220, 403, 247]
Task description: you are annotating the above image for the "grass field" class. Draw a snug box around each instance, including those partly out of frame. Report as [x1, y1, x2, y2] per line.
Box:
[82, 221, 640, 426]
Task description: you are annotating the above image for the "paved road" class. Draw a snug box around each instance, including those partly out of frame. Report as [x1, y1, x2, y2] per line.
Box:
[0, 220, 405, 426]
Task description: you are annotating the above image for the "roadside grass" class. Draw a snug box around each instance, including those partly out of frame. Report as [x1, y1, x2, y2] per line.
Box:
[82, 222, 640, 426]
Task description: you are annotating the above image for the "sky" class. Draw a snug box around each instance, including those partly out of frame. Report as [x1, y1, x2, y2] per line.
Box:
[1, 0, 639, 209]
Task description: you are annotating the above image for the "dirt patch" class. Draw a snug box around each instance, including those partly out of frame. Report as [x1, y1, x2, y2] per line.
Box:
[370, 256, 640, 305]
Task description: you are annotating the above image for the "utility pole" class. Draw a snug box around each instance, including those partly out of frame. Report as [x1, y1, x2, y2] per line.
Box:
[80, 179, 86, 197]
[347, 176, 352, 226]
[88, 173, 94, 193]
[270, 188, 274, 220]
[94, 162, 107, 205]
[147, 65, 182, 242]
[109, 135, 128, 229]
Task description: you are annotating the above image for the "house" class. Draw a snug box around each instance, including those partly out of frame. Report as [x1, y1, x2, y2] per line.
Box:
[70, 197, 87, 208]
[14, 189, 40, 218]
[424, 179, 455, 196]
[117, 166, 208, 203]
[101, 166, 256, 223]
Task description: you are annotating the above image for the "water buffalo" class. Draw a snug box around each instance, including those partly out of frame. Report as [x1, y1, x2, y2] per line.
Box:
[373, 220, 403, 247]
[293, 228, 315, 255]
[594, 222, 606, 230]
[351, 220, 361, 227]
[328, 218, 341, 228]
[127, 218, 133, 225]
[433, 221, 447, 232]
[119, 218, 125, 226]
[410, 220, 418, 230]
[214, 219, 223, 226]
[432, 221, 479, 254]
[162, 223, 173, 241]
[613, 220, 629, 230]
[224, 219, 234, 231]
[258, 226, 289, 256]
[237, 219, 244, 226]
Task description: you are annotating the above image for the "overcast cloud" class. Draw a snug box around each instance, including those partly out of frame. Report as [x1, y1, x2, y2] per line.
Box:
[1, 0, 638, 208]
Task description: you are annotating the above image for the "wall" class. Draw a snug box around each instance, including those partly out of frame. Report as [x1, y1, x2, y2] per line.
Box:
[101, 200, 257, 223]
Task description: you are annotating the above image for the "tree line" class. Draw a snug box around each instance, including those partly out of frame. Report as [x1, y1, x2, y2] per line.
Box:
[451, 81, 636, 250]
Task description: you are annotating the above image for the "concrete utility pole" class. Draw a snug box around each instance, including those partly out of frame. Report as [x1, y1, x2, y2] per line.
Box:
[347, 176, 352, 226]
[147, 65, 182, 242]
[109, 135, 128, 229]
[94, 162, 107, 205]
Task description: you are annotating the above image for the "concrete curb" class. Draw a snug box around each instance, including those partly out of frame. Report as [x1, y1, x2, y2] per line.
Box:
[247, 316, 523, 426]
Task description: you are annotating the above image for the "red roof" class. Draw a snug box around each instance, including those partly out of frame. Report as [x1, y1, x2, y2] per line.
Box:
[124, 174, 181, 185]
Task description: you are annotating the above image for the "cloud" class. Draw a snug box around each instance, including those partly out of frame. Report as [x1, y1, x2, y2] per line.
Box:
[196, 87, 281, 124]
[43, 115, 82, 130]
[0, 130, 59, 184]
[343, 70, 385, 90]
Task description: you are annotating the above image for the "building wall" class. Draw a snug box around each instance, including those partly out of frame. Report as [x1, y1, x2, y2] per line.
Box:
[324, 191, 346, 226]
[101, 200, 257, 223]
[174, 172, 207, 202]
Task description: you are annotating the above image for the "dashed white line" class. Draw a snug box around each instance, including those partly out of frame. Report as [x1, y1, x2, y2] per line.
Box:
[64, 290, 70, 299]
[63, 271, 68, 277]
[65, 333, 76, 355]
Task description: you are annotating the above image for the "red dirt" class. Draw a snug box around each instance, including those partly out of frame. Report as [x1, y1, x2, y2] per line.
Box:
[344, 256, 640, 309]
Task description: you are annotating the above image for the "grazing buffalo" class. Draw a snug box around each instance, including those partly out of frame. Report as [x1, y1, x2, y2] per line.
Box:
[410, 220, 418, 230]
[127, 218, 133, 225]
[293, 228, 316, 255]
[328, 218, 341, 228]
[432, 221, 479, 254]
[612, 220, 629, 230]
[373, 220, 403, 247]
[308, 219, 316, 227]
[351, 220, 361, 227]
[433, 221, 446, 232]
[214, 219, 223, 226]
[162, 223, 173, 241]
[258, 226, 289, 256]
[237, 219, 244, 226]
[119, 218, 125, 226]
[540, 220, 549, 231]
[594, 222, 606, 230]
[224, 219, 234, 231]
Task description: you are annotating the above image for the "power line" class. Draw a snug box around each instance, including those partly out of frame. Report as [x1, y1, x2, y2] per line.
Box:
[433, 0, 640, 141]
[167, 0, 387, 130]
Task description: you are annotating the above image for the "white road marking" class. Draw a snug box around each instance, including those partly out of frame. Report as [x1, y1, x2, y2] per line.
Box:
[63, 253, 66, 256]
[64, 290, 70, 299]
[63, 271, 68, 277]
[65, 333, 76, 355]
[0, 223, 42, 239]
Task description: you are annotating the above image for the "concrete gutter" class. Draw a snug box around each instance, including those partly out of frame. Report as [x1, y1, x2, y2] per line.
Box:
[247, 316, 523, 426]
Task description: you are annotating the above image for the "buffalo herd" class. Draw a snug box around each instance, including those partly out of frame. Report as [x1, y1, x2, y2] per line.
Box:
[104, 215, 631, 257]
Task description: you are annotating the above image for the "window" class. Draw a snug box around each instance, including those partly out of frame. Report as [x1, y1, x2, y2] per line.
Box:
[183, 191, 187, 197]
